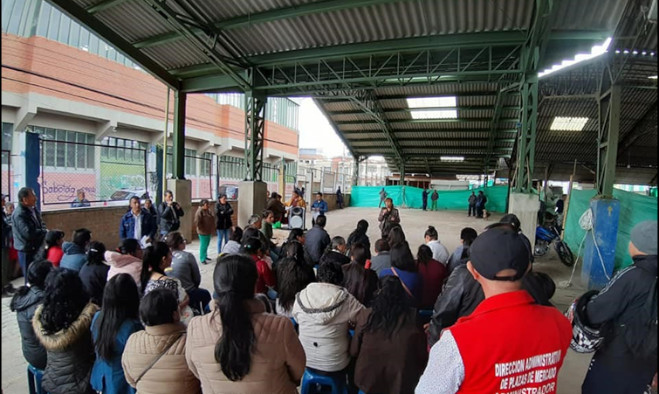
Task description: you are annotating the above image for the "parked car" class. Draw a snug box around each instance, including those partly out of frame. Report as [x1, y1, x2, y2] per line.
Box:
[218, 184, 239, 200]
[109, 188, 150, 201]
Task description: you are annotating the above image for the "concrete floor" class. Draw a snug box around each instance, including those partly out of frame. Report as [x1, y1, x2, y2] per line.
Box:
[2, 206, 597, 393]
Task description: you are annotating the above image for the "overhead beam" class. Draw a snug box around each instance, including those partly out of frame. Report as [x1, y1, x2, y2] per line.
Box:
[617, 100, 657, 158]
[326, 106, 520, 115]
[335, 118, 519, 125]
[180, 72, 247, 93]
[134, 0, 416, 49]
[339, 129, 518, 135]
[248, 32, 524, 66]
[141, 0, 250, 91]
[46, 0, 180, 89]
[87, 0, 131, 14]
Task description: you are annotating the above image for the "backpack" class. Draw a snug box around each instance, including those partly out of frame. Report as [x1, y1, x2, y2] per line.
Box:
[622, 277, 657, 359]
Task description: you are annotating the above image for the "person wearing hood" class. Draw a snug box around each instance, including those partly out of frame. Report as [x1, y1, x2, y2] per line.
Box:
[60, 228, 92, 272]
[292, 260, 365, 376]
[580, 220, 658, 393]
[33, 268, 99, 394]
[106, 239, 143, 289]
[10, 259, 52, 370]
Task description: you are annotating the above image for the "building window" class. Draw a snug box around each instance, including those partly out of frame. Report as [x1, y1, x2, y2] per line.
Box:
[33, 126, 95, 170]
[101, 137, 147, 163]
[200, 152, 213, 176]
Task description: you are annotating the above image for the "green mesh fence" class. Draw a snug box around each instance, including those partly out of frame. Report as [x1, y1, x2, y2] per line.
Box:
[350, 185, 509, 212]
[563, 188, 658, 270]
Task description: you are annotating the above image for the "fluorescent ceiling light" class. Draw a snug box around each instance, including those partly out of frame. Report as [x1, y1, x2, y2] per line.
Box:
[538, 37, 612, 78]
[407, 96, 457, 108]
[440, 156, 464, 162]
[649, 75, 658, 79]
[410, 109, 458, 119]
[550, 117, 589, 131]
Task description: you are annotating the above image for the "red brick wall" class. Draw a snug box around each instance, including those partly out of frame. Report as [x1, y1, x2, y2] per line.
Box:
[1, 34, 298, 155]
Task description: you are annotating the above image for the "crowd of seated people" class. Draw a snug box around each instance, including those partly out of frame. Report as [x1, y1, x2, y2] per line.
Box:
[12, 201, 652, 394]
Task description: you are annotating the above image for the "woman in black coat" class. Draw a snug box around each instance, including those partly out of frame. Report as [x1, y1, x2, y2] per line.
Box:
[33, 268, 99, 394]
[10, 259, 52, 369]
[78, 242, 109, 306]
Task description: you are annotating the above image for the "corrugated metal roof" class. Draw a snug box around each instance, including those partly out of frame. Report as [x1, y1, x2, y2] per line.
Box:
[95, 1, 173, 43]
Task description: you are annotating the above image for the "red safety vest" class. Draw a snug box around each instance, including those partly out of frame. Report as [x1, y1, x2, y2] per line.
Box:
[449, 290, 572, 394]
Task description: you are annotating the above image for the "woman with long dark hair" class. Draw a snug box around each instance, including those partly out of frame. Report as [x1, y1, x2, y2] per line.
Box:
[79, 241, 110, 306]
[387, 225, 406, 249]
[378, 197, 400, 238]
[350, 276, 427, 394]
[39, 229, 65, 267]
[90, 273, 142, 394]
[347, 219, 371, 260]
[10, 259, 52, 369]
[275, 257, 315, 317]
[185, 254, 305, 392]
[141, 242, 193, 325]
[342, 243, 379, 306]
[416, 244, 447, 309]
[33, 268, 99, 393]
[379, 241, 421, 305]
[122, 289, 200, 393]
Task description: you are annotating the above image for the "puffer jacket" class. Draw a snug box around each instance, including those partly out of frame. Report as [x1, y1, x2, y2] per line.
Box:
[292, 282, 365, 372]
[121, 322, 200, 394]
[105, 251, 142, 288]
[60, 242, 87, 272]
[428, 265, 555, 347]
[33, 302, 99, 394]
[10, 287, 47, 369]
[185, 299, 305, 394]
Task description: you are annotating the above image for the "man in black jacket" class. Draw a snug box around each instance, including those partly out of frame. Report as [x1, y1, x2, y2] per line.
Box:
[304, 214, 331, 265]
[11, 187, 47, 285]
[427, 222, 555, 347]
[157, 189, 184, 237]
[581, 220, 657, 394]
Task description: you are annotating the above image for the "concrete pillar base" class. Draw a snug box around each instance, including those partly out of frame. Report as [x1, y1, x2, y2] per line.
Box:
[508, 192, 540, 247]
[238, 181, 268, 228]
[582, 198, 619, 290]
[167, 179, 192, 241]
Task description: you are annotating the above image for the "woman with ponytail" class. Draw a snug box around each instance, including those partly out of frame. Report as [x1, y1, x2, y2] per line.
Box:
[185, 254, 305, 393]
[40, 229, 65, 267]
[106, 238, 143, 288]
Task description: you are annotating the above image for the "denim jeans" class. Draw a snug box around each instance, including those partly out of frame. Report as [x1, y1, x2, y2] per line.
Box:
[18, 251, 35, 285]
[216, 229, 230, 254]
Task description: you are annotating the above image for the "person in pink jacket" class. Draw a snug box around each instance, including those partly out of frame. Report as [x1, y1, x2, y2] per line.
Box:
[106, 238, 143, 289]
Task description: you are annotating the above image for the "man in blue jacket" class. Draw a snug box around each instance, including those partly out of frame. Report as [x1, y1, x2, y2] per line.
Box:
[60, 228, 91, 272]
[11, 187, 47, 284]
[119, 196, 154, 243]
[310, 192, 328, 227]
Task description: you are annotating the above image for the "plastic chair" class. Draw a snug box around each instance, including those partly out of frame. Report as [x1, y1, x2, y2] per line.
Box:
[290, 317, 299, 333]
[300, 368, 348, 394]
[27, 364, 46, 394]
[418, 309, 433, 318]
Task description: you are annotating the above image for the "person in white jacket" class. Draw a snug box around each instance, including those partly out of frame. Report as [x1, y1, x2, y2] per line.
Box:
[106, 238, 143, 289]
[292, 260, 365, 375]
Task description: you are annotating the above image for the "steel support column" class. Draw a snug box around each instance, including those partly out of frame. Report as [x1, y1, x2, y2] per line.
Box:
[244, 91, 266, 181]
[352, 157, 360, 186]
[172, 90, 186, 180]
[512, 79, 539, 193]
[596, 80, 621, 197]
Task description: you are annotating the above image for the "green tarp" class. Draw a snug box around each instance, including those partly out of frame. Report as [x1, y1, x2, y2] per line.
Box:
[563, 188, 658, 270]
[349, 185, 509, 212]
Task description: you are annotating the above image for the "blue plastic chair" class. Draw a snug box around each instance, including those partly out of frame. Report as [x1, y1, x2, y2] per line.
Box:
[300, 368, 348, 394]
[418, 309, 433, 318]
[290, 317, 299, 330]
[27, 364, 46, 394]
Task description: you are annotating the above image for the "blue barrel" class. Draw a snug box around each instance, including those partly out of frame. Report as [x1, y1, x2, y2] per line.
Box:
[581, 198, 620, 290]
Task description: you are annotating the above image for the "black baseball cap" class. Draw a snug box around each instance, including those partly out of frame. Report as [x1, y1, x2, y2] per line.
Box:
[469, 225, 531, 281]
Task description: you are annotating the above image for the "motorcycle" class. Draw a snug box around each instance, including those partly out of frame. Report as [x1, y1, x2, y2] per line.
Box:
[534, 216, 575, 267]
